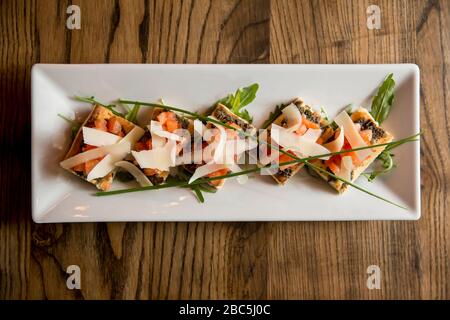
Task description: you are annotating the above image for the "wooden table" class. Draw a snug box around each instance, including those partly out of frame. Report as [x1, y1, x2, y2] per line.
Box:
[1, 0, 448, 299]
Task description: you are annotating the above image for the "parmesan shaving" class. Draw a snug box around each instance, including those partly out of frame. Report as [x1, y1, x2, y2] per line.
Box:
[337, 156, 353, 181]
[281, 103, 302, 131]
[323, 126, 344, 153]
[271, 124, 330, 160]
[82, 126, 120, 147]
[188, 163, 228, 184]
[334, 111, 371, 160]
[115, 161, 152, 187]
[60, 142, 131, 170]
[131, 141, 176, 171]
[301, 128, 322, 142]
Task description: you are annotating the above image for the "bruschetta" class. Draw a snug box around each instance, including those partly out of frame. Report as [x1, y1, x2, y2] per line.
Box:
[130, 107, 193, 185]
[309, 107, 394, 193]
[261, 98, 330, 185]
[61, 105, 142, 190]
[184, 103, 257, 189]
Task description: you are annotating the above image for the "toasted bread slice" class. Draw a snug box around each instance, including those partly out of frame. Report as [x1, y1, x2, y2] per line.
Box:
[263, 98, 329, 185]
[184, 103, 256, 189]
[309, 107, 394, 193]
[130, 107, 193, 185]
[63, 105, 137, 191]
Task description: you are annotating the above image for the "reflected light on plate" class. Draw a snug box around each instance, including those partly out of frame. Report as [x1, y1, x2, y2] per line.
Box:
[163, 201, 179, 208]
[75, 205, 89, 211]
[74, 214, 89, 218]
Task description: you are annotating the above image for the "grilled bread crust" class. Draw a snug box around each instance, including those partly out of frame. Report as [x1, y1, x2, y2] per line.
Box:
[309, 107, 393, 193]
[63, 105, 137, 191]
[265, 98, 329, 185]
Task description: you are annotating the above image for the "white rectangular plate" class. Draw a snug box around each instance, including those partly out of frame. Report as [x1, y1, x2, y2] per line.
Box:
[32, 64, 420, 222]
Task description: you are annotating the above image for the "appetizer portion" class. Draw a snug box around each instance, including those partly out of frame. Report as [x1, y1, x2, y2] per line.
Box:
[130, 107, 193, 185]
[260, 98, 330, 184]
[60, 105, 144, 190]
[309, 107, 394, 193]
[184, 103, 257, 189]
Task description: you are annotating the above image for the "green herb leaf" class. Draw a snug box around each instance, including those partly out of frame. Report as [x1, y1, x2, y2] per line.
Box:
[362, 150, 395, 182]
[192, 186, 205, 203]
[168, 168, 216, 203]
[236, 83, 258, 108]
[262, 103, 287, 128]
[125, 104, 140, 124]
[370, 73, 395, 124]
[364, 73, 396, 181]
[217, 83, 259, 123]
[58, 113, 81, 140]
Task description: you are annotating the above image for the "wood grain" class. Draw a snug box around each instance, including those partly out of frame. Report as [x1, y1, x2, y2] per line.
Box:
[0, 0, 448, 299]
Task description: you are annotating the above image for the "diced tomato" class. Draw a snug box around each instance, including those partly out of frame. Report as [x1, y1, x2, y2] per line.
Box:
[107, 117, 122, 135]
[94, 119, 108, 131]
[84, 159, 100, 174]
[165, 118, 179, 133]
[146, 139, 152, 150]
[302, 117, 320, 129]
[341, 139, 362, 166]
[157, 111, 179, 132]
[82, 144, 97, 152]
[72, 163, 84, 172]
[278, 149, 297, 164]
[325, 155, 341, 174]
[134, 141, 146, 151]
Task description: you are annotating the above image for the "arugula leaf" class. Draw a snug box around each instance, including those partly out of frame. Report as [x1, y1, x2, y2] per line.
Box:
[58, 113, 81, 140]
[370, 73, 395, 124]
[262, 103, 287, 128]
[168, 167, 217, 203]
[362, 151, 395, 182]
[217, 83, 259, 123]
[363, 73, 397, 181]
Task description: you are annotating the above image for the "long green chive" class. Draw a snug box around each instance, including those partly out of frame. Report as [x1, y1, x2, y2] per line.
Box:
[304, 162, 407, 209]
[96, 134, 419, 204]
[75, 96, 125, 117]
[110, 99, 420, 208]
